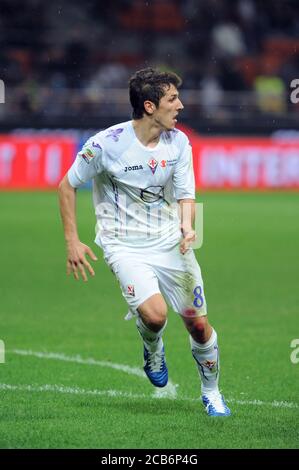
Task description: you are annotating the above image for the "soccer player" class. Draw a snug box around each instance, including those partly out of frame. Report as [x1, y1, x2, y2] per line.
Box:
[58, 68, 231, 416]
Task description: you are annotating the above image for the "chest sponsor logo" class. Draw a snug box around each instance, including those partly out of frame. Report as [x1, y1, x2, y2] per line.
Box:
[148, 158, 158, 175]
[166, 158, 178, 166]
[124, 165, 143, 172]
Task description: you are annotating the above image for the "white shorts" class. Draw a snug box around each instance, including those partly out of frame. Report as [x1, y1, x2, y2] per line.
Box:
[104, 243, 207, 318]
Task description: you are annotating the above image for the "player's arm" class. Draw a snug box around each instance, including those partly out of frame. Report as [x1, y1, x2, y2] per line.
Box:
[58, 137, 103, 281]
[58, 175, 98, 281]
[173, 137, 196, 255]
[178, 198, 196, 255]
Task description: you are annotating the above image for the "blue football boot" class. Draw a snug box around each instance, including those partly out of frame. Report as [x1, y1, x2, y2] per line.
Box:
[202, 391, 231, 416]
[143, 344, 168, 388]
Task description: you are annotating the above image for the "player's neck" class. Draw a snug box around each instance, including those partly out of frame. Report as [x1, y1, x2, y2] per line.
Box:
[132, 119, 162, 148]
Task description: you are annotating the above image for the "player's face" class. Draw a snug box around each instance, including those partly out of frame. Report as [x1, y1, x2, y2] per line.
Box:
[153, 84, 184, 131]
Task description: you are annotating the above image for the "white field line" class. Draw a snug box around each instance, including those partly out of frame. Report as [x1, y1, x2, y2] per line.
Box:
[10, 349, 145, 378]
[8, 349, 178, 399]
[227, 398, 299, 409]
[0, 382, 298, 410]
[7, 349, 299, 409]
[0, 383, 149, 400]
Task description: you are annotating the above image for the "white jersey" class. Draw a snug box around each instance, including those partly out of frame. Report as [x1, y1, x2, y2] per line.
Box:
[68, 120, 195, 254]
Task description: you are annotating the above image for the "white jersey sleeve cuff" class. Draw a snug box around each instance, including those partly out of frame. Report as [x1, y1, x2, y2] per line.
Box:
[175, 190, 195, 200]
[67, 167, 84, 188]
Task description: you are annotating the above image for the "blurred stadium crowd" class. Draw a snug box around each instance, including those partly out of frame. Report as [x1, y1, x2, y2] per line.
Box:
[1, 0, 299, 130]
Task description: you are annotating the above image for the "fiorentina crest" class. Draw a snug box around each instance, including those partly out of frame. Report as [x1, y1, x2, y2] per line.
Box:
[148, 158, 158, 175]
[127, 285, 135, 297]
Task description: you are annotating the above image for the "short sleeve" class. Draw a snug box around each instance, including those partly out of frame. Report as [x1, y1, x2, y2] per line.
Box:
[172, 140, 195, 200]
[67, 136, 104, 188]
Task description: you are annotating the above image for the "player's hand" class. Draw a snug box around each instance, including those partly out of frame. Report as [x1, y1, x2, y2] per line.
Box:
[66, 240, 98, 281]
[180, 229, 196, 255]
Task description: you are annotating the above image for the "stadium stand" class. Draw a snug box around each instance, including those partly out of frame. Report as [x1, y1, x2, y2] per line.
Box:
[0, 0, 298, 132]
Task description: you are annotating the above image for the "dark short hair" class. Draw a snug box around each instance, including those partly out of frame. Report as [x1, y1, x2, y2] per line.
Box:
[129, 67, 182, 119]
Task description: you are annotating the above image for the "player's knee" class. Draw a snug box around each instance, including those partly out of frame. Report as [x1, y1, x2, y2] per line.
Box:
[187, 316, 208, 336]
[138, 295, 167, 331]
[146, 311, 167, 332]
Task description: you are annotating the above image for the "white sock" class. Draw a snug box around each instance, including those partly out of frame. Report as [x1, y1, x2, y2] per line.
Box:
[136, 316, 167, 352]
[190, 328, 220, 395]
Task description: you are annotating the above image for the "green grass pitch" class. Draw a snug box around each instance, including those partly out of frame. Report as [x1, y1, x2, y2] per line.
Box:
[0, 191, 298, 449]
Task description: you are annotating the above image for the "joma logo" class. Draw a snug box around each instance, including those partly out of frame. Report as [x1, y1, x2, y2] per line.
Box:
[124, 165, 143, 172]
